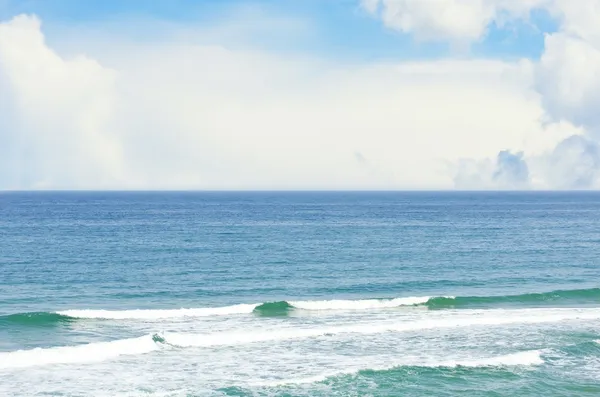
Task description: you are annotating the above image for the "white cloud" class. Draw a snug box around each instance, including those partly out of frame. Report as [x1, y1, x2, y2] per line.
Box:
[0, 11, 585, 190]
[544, 135, 600, 189]
[361, 0, 549, 45]
[549, 0, 600, 46]
[0, 15, 126, 189]
[535, 33, 600, 131]
[364, 0, 600, 189]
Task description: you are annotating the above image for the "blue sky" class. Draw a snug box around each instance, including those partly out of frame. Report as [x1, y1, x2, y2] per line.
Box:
[0, 0, 557, 61]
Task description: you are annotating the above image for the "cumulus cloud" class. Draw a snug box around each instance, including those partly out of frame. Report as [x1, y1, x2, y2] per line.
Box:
[362, 0, 548, 45]
[3, 1, 600, 190]
[0, 15, 126, 189]
[364, 0, 600, 189]
[1, 12, 571, 190]
[544, 135, 600, 189]
[536, 35, 600, 133]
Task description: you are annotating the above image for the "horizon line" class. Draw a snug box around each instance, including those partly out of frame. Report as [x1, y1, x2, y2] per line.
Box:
[2, 189, 599, 194]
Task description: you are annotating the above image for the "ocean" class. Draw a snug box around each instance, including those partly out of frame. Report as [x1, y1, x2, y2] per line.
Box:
[1, 191, 600, 396]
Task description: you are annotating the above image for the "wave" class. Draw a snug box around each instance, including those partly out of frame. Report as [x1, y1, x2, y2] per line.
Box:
[426, 288, 600, 309]
[53, 297, 432, 320]
[0, 334, 162, 370]
[252, 350, 544, 387]
[0, 324, 548, 371]
[57, 304, 257, 320]
[253, 301, 294, 317]
[0, 312, 74, 327]
[4, 287, 599, 324]
[242, 287, 600, 317]
[159, 308, 600, 348]
[441, 350, 544, 367]
[254, 296, 432, 316]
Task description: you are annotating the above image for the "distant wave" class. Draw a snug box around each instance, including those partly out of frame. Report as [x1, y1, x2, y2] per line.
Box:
[3, 287, 599, 324]
[0, 334, 161, 370]
[252, 350, 544, 387]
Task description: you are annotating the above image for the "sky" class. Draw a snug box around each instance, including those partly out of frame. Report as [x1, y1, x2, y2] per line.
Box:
[0, 0, 599, 190]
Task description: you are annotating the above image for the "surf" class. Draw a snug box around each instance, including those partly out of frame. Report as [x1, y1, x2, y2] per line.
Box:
[250, 350, 545, 387]
[56, 303, 257, 320]
[254, 296, 433, 316]
[426, 287, 600, 309]
[0, 312, 74, 327]
[159, 307, 600, 347]
[0, 334, 162, 370]
[3, 287, 597, 324]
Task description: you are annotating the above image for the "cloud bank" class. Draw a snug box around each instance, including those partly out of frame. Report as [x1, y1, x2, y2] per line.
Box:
[365, 0, 600, 189]
[0, 2, 598, 190]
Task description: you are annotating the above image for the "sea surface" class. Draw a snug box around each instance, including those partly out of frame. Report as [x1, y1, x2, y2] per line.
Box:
[1, 191, 600, 396]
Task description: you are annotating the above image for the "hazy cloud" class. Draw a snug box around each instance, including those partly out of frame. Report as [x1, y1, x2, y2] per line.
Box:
[0, 14, 565, 190]
[363, 0, 600, 190]
[2, 3, 598, 190]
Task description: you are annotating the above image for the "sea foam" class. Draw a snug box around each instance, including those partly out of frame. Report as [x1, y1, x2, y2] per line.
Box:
[290, 296, 436, 310]
[57, 296, 433, 320]
[252, 350, 544, 387]
[160, 307, 600, 347]
[49, 289, 600, 321]
[0, 334, 160, 369]
[57, 304, 257, 320]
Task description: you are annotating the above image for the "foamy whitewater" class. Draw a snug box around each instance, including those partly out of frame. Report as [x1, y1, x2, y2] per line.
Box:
[2, 192, 600, 396]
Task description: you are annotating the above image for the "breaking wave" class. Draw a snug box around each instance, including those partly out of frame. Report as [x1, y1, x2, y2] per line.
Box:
[3, 287, 598, 324]
[159, 307, 600, 347]
[426, 288, 600, 309]
[0, 312, 74, 327]
[0, 334, 163, 370]
[57, 304, 257, 320]
[254, 296, 433, 316]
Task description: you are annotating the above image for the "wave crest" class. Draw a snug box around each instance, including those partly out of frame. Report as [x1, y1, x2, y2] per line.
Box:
[0, 334, 162, 369]
[0, 312, 73, 327]
[426, 288, 600, 309]
[4, 287, 598, 324]
[57, 304, 257, 320]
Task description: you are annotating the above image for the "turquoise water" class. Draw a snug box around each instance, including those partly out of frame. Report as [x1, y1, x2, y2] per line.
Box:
[1, 192, 600, 396]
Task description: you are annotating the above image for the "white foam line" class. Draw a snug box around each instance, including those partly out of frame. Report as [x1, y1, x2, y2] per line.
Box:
[162, 308, 600, 347]
[290, 296, 438, 311]
[0, 334, 159, 370]
[57, 304, 257, 319]
[442, 350, 544, 367]
[252, 350, 544, 387]
[56, 296, 437, 320]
